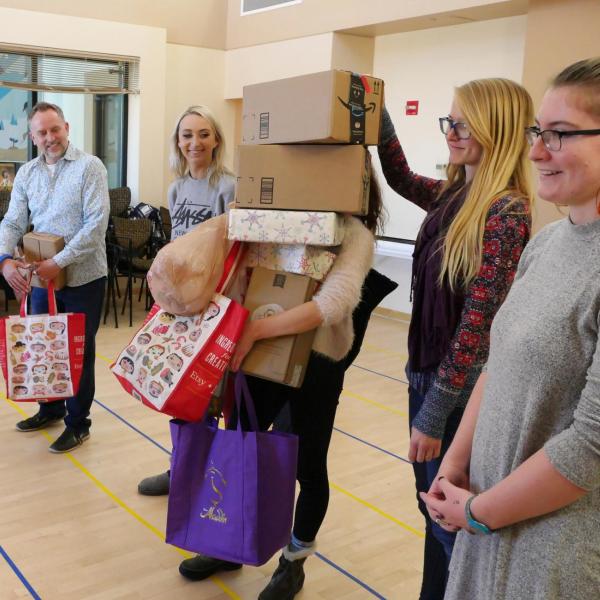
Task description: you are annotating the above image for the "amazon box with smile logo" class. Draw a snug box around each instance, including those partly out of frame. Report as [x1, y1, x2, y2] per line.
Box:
[242, 69, 384, 145]
[242, 267, 318, 388]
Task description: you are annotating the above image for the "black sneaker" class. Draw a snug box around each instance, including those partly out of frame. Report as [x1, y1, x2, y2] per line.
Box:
[49, 427, 90, 453]
[178, 554, 242, 581]
[15, 411, 65, 432]
[258, 555, 306, 600]
[138, 471, 170, 496]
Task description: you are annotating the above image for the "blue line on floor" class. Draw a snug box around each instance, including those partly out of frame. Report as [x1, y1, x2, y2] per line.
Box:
[93, 399, 387, 598]
[0, 545, 42, 600]
[351, 363, 408, 385]
[315, 551, 387, 599]
[333, 427, 410, 464]
[94, 399, 171, 455]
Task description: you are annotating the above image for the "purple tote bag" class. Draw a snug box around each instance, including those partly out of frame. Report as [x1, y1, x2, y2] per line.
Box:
[166, 372, 299, 566]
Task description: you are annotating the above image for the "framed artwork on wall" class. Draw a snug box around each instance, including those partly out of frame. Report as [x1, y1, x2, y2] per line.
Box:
[0, 162, 16, 190]
[0, 88, 28, 163]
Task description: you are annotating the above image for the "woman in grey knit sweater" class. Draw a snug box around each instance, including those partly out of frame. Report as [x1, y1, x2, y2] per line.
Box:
[421, 58, 600, 599]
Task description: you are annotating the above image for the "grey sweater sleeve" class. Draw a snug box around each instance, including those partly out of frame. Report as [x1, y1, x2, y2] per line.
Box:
[214, 173, 235, 217]
[545, 318, 600, 491]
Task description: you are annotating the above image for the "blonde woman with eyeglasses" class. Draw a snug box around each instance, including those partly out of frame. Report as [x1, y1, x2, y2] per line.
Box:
[421, 58, 600, 600]
[378, 78, 534, 599]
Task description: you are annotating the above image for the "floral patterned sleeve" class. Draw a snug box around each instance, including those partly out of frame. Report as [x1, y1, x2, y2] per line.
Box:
[377, 134, 444, 212]
[412, 196, 531, 438]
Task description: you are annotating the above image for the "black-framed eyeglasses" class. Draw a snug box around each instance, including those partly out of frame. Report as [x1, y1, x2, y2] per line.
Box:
[439, 117, 471, 140]
[525, 126, 600, 151]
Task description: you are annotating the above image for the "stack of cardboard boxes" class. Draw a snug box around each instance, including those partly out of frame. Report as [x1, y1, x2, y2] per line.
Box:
[228, 70, 384, 387]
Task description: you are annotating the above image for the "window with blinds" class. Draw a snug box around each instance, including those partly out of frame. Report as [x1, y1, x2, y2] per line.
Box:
[0, 47, 139, 95]
[241, 0, 302, 15]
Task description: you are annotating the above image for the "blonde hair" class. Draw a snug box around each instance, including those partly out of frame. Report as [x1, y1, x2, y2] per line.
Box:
[551, 57, 600, 119]
[439, 78, 534, 290]
[169, 105, 233, 187]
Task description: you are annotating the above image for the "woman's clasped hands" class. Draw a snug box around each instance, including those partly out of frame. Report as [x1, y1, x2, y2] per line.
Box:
[420, 465, 471, 533]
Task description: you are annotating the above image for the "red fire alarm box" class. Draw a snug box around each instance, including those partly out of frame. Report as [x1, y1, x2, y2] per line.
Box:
[406, 100, 419, 116]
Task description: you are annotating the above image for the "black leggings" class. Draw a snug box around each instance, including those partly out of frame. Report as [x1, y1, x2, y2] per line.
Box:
[234, 353, 345, 543]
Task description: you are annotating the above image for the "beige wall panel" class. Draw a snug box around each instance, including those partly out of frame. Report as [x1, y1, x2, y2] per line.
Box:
[163, 44, 237, 204]
[232, 98, 244, 148]
[522, 0, 600, 232]
[0, 6, 167, 208]
[331, 33, 375, 74]
[224, 33, 335, 99]
[226, 0, 524, 48]
[224, 32, 377, 100]
[373, 15, 527, 240]
[0, 0, 228, 48]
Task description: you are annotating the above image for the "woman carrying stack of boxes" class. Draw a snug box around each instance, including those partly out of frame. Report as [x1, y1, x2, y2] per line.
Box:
[178, 71, 385, 600]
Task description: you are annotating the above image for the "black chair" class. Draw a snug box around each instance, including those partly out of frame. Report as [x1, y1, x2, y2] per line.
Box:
[159, 206, 172, 242]
[108, 216, 154, 327]
[0, 190, 16, 312]
[0, 189, 11, 220]
[0, 275, 14, 312]
[108, 187, 131, 218]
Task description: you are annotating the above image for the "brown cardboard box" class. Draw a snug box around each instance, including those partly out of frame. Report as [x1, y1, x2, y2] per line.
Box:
[235, 144, 370, 214]
[242, 70, 384, 145]
[242, 267, 318, 388]
[23, 232, 66, 290]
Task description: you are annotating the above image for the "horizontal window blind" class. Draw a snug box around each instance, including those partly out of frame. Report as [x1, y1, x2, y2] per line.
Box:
[241, 0, 302, 15]
[0, 47, 139, 94]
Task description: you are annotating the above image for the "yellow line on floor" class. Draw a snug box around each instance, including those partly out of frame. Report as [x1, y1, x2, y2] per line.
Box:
[96, 352, 113, 364]
[330, 481, 424, 539]
[3, 396, 241, 600]
[341, 389, 406, 417]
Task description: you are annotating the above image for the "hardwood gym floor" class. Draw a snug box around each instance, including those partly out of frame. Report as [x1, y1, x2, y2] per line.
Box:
[1, 297, 423, 600]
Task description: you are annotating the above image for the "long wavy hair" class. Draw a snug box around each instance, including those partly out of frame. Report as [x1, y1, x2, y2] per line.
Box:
[362, 166, 386, 235]
[439, 78, 534, 291]
[169, 105, 233, 187]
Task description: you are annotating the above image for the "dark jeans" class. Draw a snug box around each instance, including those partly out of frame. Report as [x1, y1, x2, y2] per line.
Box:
[409, 385, 463, 600]
[233, 353, 345, 543]
[32, 277, 106, 433]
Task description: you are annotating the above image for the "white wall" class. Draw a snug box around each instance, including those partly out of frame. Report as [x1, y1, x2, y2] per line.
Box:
[224, 33, 335, 99]
[0, 6, 166, 206]
[373, 15, 527, 241]
[371, 15, 527, 314]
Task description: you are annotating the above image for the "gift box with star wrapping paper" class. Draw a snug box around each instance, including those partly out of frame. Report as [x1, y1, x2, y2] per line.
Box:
[246, 242, 336, 281]
[228, 208, 344, 246]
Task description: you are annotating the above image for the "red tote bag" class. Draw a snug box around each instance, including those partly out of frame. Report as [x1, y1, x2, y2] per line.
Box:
[0, 281, 86, 402]
[111, 242, 249, 422]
